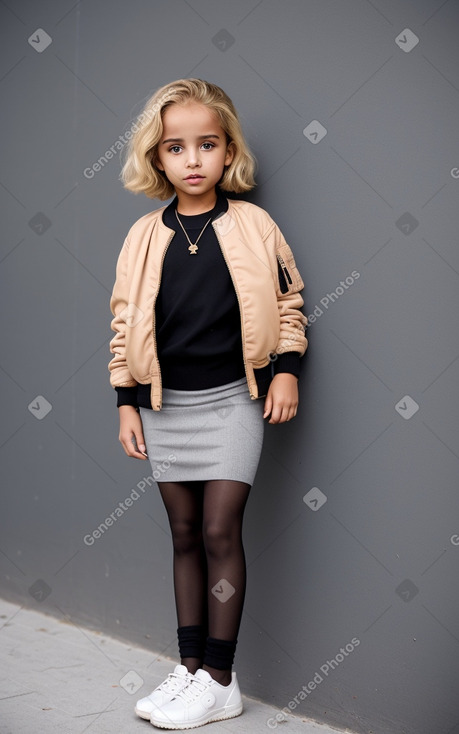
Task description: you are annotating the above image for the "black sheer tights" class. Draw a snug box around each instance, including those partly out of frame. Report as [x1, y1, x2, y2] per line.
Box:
[157, 479, 251, 684]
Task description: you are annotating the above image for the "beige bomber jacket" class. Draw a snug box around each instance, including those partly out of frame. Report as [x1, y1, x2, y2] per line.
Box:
[108, 197, 309, 411]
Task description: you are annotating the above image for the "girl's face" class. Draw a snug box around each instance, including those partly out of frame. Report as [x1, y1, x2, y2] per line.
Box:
[155, 101, 234, 203]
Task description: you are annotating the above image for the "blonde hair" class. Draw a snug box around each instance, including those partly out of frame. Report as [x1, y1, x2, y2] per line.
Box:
[119, 78, 257, 200]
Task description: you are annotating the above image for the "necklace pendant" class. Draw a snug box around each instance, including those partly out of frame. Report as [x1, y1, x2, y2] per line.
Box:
[188, 244, 198, 255]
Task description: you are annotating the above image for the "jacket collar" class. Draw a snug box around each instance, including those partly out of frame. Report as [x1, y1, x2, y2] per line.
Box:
[162, 186, 229, 229]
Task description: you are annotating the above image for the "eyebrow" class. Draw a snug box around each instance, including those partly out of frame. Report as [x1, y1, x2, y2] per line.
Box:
[161, 134, 221, 145]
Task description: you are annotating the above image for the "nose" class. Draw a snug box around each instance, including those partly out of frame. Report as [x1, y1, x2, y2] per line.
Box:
[186, 147, 201, 168]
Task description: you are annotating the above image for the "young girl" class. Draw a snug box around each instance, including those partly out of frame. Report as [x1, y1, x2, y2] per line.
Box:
[108, 78, 308, 729]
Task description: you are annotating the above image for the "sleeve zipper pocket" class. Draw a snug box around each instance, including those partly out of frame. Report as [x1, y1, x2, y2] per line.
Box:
[277, 254, 293, 293]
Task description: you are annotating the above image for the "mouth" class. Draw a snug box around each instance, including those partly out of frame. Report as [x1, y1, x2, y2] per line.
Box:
[185, 174, 204, 180]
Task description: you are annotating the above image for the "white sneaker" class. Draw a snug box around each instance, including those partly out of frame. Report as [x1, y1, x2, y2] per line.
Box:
[135, 664, 191, 720]
[149, 668, 243, 729]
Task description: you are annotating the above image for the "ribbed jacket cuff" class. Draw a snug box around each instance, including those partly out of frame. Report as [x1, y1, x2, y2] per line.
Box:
[272, 351, 301, 377]
[115, 386, 139, 408]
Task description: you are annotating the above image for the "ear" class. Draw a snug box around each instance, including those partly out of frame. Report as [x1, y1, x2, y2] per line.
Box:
[150, 149, 164, 171]
[224, 140, 236, 167]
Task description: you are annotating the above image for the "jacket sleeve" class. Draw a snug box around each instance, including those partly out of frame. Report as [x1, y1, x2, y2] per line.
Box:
[263, 219, 308, 359]
[108, 236, 139, 390]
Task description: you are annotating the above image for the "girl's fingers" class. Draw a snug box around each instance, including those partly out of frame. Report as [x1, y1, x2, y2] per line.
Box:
[268, 401, 298, 424]
[263, 395, 272, 419]
[136, 433, 148, 457]
[268, 402, 282, 424]
[118, 406, 149, 459]
[120, 434, 148, 460]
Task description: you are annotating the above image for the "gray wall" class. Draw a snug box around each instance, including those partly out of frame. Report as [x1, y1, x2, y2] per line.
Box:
[1, 1, 458, 733]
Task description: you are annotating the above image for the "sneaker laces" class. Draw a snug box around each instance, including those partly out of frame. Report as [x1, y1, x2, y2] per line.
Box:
[156, 670, 189, 695]
[174, 675, 210, 704]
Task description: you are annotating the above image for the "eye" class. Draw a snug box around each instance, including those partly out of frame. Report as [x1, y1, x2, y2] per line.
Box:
[169, 145, 182, 154]
[201, 142, 215, 150]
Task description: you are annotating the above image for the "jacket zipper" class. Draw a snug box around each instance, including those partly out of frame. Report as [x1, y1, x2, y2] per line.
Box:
[277, 253, 293, 293]
[212, 223, 256, 400]
[152, 230, 175, 409]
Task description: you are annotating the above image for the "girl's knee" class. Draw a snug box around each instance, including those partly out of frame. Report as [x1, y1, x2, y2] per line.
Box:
[170, 520, 202, 555]
[202, 522, 239, 559]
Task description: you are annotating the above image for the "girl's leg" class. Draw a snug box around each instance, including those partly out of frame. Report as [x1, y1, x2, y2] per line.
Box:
[157, 480, 207, 674]
[201, 479, 252, 686]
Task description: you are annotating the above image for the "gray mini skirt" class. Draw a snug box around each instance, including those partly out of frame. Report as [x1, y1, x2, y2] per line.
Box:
[139, 376, 265, 485]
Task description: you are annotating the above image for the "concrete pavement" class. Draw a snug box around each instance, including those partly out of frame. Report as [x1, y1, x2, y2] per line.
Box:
[0, 598, 351, 734]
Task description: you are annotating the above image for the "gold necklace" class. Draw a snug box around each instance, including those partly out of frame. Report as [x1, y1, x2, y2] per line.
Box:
[175, 209, 213, 255]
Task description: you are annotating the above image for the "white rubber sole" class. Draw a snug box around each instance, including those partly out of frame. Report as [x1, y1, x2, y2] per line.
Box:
[135, 705, 154, 720]
[150, 702, 243, 730]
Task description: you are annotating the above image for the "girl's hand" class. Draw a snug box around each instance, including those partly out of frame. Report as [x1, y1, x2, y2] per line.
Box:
[118, 405, 148, 459]
[263, 373, 299, 424]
